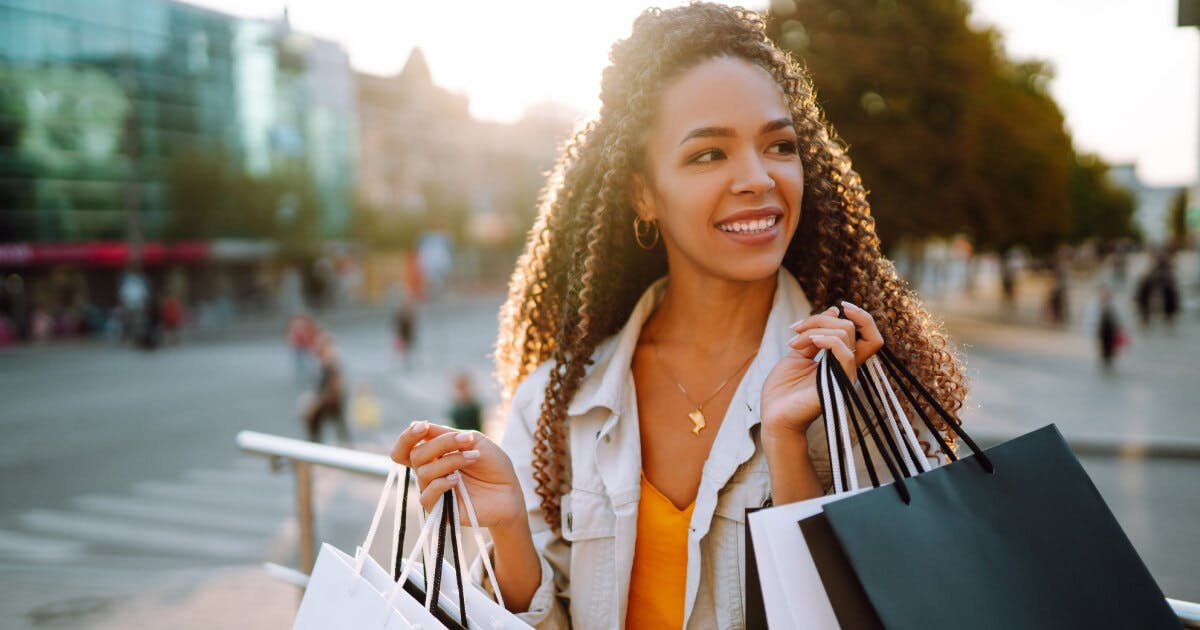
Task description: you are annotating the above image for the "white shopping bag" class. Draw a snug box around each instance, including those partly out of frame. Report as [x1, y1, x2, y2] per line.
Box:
[748, 489, 869, 629]
[294, 542, 445, 630]
[747, 354, 933, 628]
[419, 479, 534, 630]
[294, 465, 448, 630]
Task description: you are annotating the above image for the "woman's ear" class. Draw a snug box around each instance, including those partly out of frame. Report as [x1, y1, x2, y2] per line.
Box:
[630, 173, 656, 222]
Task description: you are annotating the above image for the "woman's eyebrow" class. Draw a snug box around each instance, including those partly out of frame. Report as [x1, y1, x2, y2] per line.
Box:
[677, 117, 795, 147]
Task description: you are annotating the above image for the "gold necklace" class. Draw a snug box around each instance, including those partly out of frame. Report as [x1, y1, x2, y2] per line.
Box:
[652, 342, 758, 436]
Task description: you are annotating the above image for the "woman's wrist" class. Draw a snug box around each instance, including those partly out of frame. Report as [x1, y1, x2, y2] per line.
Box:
[762, 423, 824, 504]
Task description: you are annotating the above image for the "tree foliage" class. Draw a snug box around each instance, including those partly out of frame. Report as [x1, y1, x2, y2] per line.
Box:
[766, 0, 1087, 253]
[1068, 154, 1138, 244]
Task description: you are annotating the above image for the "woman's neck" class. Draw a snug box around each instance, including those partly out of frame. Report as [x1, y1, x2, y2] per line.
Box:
[642, 271, 777, 356]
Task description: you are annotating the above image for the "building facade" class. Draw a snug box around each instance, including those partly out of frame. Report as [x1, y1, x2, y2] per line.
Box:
[0, 0, 356, 338]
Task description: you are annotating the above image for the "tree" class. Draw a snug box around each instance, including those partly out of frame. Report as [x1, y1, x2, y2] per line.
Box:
[1167, 188, 1188, 245]
[1068, 154, 1138, 244]
[766, 0, 1076, 253]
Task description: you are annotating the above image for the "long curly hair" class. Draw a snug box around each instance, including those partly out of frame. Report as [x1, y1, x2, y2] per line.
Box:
[495, 2, 967, 530]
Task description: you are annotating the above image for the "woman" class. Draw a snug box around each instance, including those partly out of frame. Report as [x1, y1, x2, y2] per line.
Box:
[392, 4, 966, 628]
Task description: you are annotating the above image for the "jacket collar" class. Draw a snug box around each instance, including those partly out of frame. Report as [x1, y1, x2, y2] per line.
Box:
[566, 269, 813, 418]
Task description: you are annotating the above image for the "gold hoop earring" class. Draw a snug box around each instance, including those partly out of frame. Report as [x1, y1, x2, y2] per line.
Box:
[633, 216, 660, 250]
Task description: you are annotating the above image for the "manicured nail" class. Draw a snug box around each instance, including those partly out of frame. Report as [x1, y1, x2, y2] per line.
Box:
[411, 421, 428, 434]
[841, 301, 860, 311]
[462, 449, 481, 460]
[812, 334, 828, 343]
[447, 472, 461, 482]
[454, 432, 474, 444]
[787, 334, 802, 346]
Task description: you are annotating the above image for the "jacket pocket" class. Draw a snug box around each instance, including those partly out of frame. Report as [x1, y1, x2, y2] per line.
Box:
[561, 488, 616, 541]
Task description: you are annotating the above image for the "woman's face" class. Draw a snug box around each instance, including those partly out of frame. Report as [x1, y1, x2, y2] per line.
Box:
[637, 56, 804, 284]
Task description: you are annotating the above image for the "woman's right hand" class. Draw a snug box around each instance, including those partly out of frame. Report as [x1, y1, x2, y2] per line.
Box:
[390, 421, 526, 529]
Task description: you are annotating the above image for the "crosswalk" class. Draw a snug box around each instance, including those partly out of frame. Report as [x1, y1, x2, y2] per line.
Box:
[0, 458, 296, 568]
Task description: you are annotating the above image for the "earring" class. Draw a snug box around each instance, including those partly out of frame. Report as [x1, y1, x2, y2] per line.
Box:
[633, 216, 660, 250]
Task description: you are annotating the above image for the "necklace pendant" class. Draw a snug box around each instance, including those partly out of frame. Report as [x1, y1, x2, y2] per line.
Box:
[688, 409, 707, 436]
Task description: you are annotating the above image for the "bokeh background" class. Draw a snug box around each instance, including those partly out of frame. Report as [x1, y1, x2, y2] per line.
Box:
[1, 0, 1198, 627]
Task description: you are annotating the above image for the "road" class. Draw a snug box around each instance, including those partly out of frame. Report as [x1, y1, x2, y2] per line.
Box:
[0, 277, 1196, 628]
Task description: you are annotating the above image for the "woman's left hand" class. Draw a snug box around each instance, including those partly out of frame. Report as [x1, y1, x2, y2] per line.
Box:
[759, 301, 884, 437]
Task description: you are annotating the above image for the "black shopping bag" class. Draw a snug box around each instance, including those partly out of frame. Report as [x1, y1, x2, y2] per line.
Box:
[823, 424, 1179, 629]
[816, 345, 1180, 629]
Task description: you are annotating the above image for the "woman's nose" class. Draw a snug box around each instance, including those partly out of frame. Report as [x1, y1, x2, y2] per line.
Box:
[731, 155, 776, 195]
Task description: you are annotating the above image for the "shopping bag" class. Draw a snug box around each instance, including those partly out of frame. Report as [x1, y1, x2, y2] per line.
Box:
[389, 469, 534, 630]
[294, 465, 447, 629]
[817, 345, 1181, 629]
[746, 350, 925, 628]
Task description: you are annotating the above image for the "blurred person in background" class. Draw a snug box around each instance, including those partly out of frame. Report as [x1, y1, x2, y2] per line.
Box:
[1136, 251, 1181, 329]
[304, 334, 350, 445]
[160, 293, 183, 345]
[448, 371, 482, 434]
[1095, 286, 1126, 372]
[390, 5, 965, 626]
[387, 277, 417, 370]
[286, 312, 319, 383]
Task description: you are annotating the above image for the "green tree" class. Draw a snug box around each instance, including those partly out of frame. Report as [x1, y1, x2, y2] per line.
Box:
[1068, 154, 1138, 244]
[1167, 188, 1188, 244]
[766, 0, 1076, 253]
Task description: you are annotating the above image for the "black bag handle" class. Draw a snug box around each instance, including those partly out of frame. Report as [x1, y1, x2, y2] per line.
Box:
[393, 468, 471, 629]
[829, 304, 993, 475]
[875, 345, 993, 474]
[822, 354, 912, 504]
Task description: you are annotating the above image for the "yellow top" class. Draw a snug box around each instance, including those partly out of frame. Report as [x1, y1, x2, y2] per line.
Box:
[626, 472, 695, 630]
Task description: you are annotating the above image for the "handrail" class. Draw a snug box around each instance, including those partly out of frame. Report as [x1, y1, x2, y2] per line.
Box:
[237, 430, 1200, 624]
[237, 430, 392, 477]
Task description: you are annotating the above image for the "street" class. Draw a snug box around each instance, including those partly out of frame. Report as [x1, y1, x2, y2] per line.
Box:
[0, 277, 1197, 628]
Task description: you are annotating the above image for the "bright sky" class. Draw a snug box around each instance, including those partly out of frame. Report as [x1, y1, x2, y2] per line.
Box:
[186, 0, 1198, 187]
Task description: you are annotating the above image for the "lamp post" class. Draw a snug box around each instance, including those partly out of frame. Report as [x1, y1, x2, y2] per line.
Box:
[1181, 1, 1200, 242]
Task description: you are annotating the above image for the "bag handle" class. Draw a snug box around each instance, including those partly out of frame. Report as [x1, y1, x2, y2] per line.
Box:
[821, 352, 911, 503]
[874, 345, 993, 474]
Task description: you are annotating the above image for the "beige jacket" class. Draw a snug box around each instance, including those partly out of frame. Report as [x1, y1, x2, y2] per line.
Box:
[491, 270, 895, 629]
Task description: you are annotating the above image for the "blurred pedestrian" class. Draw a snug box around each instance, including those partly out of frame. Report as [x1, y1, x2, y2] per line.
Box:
[392, 302, 416, 369]
[1046, 263, 1069, 326]
[1000, 254, 1017, 313]
[286, 312, 319, 383]
[447, 371, 482, 433]
[138, 287, 161, 350]
[1135, 252, 1181, 329]
[303, 335, 350, 445]
[161, 293, 183, 345]
[1096, 286, 1126, 372]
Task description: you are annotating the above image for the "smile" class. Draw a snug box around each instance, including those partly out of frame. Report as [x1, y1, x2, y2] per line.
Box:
[716, 215, 778, 234]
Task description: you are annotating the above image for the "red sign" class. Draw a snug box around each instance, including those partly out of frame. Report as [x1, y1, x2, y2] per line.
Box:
[0, 242, 211, 267]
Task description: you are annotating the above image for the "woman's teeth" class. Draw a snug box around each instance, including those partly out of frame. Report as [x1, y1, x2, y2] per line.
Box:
[718, 215, 778, 233]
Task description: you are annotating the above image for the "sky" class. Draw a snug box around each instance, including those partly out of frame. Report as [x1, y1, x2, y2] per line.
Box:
[185, 0, 1199, 187]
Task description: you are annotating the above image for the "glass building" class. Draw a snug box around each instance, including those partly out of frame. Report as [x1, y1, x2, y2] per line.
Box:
[0, 0, 356, 335]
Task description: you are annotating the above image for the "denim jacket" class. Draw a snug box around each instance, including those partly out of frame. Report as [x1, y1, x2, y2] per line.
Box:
[489, 270, 894, 629]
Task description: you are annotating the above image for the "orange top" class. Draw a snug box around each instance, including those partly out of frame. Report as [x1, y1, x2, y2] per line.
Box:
[626, 472, 695, 630]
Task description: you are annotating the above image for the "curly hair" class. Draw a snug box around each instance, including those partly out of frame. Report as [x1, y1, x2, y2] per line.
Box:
[495, 2, 967, 530]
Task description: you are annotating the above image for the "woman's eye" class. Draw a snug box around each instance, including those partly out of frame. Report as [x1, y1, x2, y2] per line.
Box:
[689, 149, 725, 164]
[769, 140, 799, 155]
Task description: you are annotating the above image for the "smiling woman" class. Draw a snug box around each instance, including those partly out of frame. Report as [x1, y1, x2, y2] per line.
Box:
[390, 3, 968, 628]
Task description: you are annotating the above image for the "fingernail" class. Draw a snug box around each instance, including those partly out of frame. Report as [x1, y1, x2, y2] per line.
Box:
[787, 334, 802, 345]
[447, 472, 461, 482]
[812, 334, 828, 342]
[454, 432, 474, 444]
[841, 301, 860, 311]
[411, 421, 428, 434]
[462, 449, 480, 460]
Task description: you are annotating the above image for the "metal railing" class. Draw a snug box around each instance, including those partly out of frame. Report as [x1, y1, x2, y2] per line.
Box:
[236, 430, 1200, 626]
